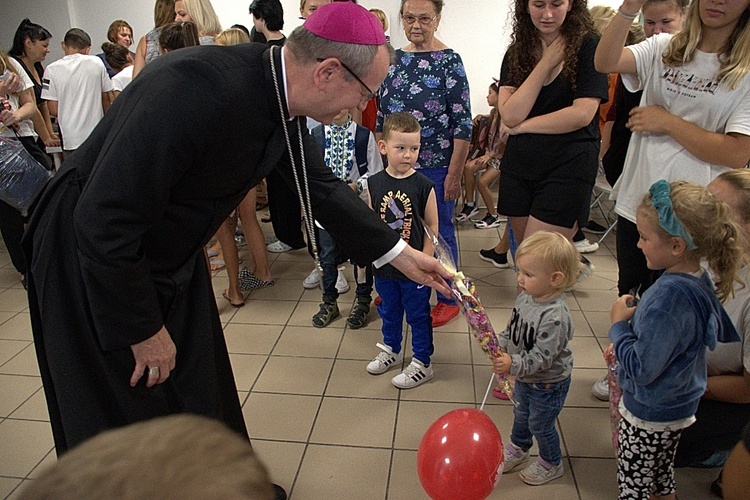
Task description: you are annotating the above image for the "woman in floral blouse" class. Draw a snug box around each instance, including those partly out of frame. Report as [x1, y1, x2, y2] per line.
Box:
[376, 0, 472, 327]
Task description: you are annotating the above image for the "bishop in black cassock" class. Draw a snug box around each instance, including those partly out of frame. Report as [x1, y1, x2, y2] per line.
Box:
[23, 9, 450, 456]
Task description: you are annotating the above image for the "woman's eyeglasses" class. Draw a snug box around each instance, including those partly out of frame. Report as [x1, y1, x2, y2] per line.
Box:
[402, 15, 437, 26]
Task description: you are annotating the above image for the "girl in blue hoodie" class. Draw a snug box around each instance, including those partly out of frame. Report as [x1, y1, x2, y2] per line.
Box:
[609, 180, 743, 500]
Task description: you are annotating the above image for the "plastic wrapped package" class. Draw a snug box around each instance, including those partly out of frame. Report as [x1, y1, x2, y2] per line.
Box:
[424, 224, 516, 404]
[0, 136, 52, 215]
[605, 348, 622, 457]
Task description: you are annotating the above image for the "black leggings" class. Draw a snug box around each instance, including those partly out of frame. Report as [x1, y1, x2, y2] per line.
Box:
[615, 216, 661, 296]
[674, 398, 750, 467]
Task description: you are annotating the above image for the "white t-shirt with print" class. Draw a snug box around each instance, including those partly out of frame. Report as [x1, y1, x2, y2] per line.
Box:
[611, 33, 750, 223]
[41, 53, 113, 150]
[1, 58, 37, 138]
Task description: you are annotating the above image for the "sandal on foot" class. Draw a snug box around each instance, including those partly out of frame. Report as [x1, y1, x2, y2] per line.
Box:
[210, 259, 226, 271]
[239, 268, 275, 291]
[312, 301, 339, 328]
[346, 298, 371, 329]
[222, 290, 245, 308]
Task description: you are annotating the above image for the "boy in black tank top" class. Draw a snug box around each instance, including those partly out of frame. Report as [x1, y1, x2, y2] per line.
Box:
[366, 112, 439, 390]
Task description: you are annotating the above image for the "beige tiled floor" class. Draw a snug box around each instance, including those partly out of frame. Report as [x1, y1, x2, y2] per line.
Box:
[0, 211, 721, 499]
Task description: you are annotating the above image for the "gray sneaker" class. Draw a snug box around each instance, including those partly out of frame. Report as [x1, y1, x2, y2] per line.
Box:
[335, 268, 350, 294]
[503, 444, 530, 473]
[574, 238, 599, 254]
[519, 458, 564, 485]
[267, 240, 293, 253]
[591, 374, 610, 401]
[303, 267, 321, 289]
[577, 256, 595, 282]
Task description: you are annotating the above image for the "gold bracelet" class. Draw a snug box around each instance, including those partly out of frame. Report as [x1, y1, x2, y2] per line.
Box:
[618, 6, 639, 20]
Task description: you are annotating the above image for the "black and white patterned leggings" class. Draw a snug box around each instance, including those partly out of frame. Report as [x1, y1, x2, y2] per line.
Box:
[616, 417, 682, 499]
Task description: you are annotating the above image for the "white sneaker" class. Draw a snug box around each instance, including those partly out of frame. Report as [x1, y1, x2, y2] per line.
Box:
[264, 235, 279, 245]
[303, 268, 320, 289]
[591, 374, 610, 401]
[574, 238, 599, 254]
[267, 240, 293, 253]
[366, 343, 403, 374]
[336, 269, 350, 294]
[503, 444, 531, 473]
[392, 359, 433, 389]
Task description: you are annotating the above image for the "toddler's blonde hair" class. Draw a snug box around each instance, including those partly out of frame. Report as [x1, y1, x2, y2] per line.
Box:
[515, 231, 582, 290]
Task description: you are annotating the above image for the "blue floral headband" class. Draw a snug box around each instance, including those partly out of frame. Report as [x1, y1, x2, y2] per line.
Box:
[649, 180, 697, 250]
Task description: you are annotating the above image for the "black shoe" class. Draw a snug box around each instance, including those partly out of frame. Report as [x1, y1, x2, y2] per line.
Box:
[273, 484, 287, 500]
[455, 203, 479, 222]
[346, 297, 371, 329]
[584, 220, 607, 235]
[473, 213, 503, 229]
[479, 248, 509, 269]
[710, 471, 723, 498]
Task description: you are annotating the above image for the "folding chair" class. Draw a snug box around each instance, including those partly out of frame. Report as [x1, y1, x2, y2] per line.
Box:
[589, 168, 618, 244]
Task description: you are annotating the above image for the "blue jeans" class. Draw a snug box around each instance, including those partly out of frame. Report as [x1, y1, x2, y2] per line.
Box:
[374, 277, 433, 365]
[319, 228, 372, 302]
[418, 168, 457, 306]
[510, 377, 571, 465]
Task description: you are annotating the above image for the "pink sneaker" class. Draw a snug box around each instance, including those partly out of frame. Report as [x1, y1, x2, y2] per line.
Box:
[492, 386, 510, 400]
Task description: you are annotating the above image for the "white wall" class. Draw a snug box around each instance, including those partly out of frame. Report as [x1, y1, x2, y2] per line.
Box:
[2, 0, 625, 116]
[0, 0, 72, 61]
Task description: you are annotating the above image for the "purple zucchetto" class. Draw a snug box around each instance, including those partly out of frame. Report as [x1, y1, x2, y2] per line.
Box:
[304, 2, 386, 45]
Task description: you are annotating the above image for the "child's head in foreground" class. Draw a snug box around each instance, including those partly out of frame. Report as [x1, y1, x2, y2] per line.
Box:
[18, 414, 275, 499]
[379, 111, 421, 175]
[515, 231, 581, 298]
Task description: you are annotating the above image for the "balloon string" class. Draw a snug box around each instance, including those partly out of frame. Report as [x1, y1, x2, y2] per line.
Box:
[479, 371, 495, 412]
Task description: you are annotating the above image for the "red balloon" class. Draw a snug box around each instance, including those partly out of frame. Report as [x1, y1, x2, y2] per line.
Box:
[417, 409, 504, 500]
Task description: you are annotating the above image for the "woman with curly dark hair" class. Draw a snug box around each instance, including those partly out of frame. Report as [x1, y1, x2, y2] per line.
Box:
[496, 0, 608, 256]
